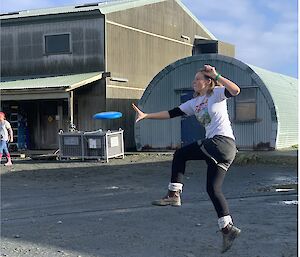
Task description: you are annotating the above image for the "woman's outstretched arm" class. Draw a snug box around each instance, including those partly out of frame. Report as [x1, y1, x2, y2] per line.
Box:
[132, 103, 170, 122]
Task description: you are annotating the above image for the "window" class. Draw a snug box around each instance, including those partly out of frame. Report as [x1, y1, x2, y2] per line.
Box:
[235, 88, 257, 122]
[45, 34, 70, 55]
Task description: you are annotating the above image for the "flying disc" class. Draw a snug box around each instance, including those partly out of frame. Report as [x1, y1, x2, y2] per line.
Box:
[93, 111, 122, 120]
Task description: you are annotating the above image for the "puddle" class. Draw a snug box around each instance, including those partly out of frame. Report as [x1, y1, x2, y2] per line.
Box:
[279, 200, 298, 205]
[275, 188, 295, 192]
[105, 186, 119, 190]
[257, 183, 298, 192]
[274, 176, 297, 184]
[274, 183, 298, 191]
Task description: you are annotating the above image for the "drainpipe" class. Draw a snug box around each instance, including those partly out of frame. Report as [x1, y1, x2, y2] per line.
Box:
[69, 90, 74, 130]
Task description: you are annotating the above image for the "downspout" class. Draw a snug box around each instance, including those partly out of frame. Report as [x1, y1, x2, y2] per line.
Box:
[69, 90, 74, 130]
[103, 12, 107, 111]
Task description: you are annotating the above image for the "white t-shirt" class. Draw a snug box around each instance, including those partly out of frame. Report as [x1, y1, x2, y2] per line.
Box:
[179, 87, 235, 140]
[0, 120, 11, 141]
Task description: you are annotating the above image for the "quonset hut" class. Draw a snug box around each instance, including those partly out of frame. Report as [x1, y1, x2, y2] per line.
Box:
[135, 54, 298, 150]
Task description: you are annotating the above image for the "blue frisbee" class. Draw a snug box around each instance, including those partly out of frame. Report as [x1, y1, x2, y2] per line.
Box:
[93, 111, 122, 120]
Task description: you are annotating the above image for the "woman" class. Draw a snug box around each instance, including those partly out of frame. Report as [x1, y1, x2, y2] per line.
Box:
[0, 112, 13, 166]
[132, 65, 241, 253]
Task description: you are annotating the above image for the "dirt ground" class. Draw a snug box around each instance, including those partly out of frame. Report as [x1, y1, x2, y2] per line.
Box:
[0, 153, 298, 257]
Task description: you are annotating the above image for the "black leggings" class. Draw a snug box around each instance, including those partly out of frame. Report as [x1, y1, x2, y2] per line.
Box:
[171, 142, 229, 218]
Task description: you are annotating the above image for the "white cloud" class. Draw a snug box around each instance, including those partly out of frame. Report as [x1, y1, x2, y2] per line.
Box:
[207, 19, 297, 73]
[182, 0, 298, 77]
[185, 0, 267, 28]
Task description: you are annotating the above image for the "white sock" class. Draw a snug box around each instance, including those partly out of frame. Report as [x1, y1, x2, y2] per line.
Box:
[218, 215, 232, 230]
[168, 182, 183, 193]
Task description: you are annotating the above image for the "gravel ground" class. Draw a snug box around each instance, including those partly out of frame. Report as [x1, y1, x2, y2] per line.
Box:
[0, 153, 297, 257]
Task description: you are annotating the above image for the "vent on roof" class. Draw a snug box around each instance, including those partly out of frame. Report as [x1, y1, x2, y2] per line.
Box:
[192, 39, 218, 55]
[0, 11, 20, 16]
[74, 2, 99, 8]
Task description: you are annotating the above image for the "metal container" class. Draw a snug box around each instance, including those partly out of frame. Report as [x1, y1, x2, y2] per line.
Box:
[58, 129, 124, 162]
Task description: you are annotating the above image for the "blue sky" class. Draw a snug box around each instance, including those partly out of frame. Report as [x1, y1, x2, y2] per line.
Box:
[1, 0, 298, 78]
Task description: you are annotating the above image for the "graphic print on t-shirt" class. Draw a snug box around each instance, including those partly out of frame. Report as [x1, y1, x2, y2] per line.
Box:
[195, 97, 211, 127]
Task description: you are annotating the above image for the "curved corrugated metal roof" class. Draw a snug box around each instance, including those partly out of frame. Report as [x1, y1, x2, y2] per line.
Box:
[139, 54, 252, 106]
[248, 65, 298, 148]
[136, 54, 297, 150]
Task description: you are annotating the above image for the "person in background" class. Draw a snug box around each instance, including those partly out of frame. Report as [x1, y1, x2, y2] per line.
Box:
[132, 64, 241, 253]
[0, 112, 13, 166]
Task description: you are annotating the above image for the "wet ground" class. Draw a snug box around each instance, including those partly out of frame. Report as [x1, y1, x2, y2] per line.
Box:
[0, 153, 298, 257]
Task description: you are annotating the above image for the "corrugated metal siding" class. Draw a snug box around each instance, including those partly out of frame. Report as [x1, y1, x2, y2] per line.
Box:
[136, 54, 291, 150]
[249, 65, 298, 148]
[1, 17, 105, 76]
[138, 74, 181, 149]
[217, 41, 235, 58]
[106, 22, 192, 89]
[76, 80, 106, 132]
[105, 85, 144, 148]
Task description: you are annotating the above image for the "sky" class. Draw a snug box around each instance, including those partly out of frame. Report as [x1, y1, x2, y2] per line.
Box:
[0, 0, 298, 78]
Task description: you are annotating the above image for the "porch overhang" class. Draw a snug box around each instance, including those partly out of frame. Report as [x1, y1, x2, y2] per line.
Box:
[0, 71, 108, 101]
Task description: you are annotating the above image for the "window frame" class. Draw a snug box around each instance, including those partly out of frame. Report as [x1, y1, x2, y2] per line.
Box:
[44, 32, 72, 56]
[234, 87, 258, 123]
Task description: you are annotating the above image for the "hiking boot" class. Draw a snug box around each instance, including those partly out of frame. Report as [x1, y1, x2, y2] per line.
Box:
[152, 190, 181, 207]
[221, 224, 241, 253]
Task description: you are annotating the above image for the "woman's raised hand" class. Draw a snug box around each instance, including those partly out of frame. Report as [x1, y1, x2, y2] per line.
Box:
[203, 64, 218, 78]
[132, 103, 147, 122]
